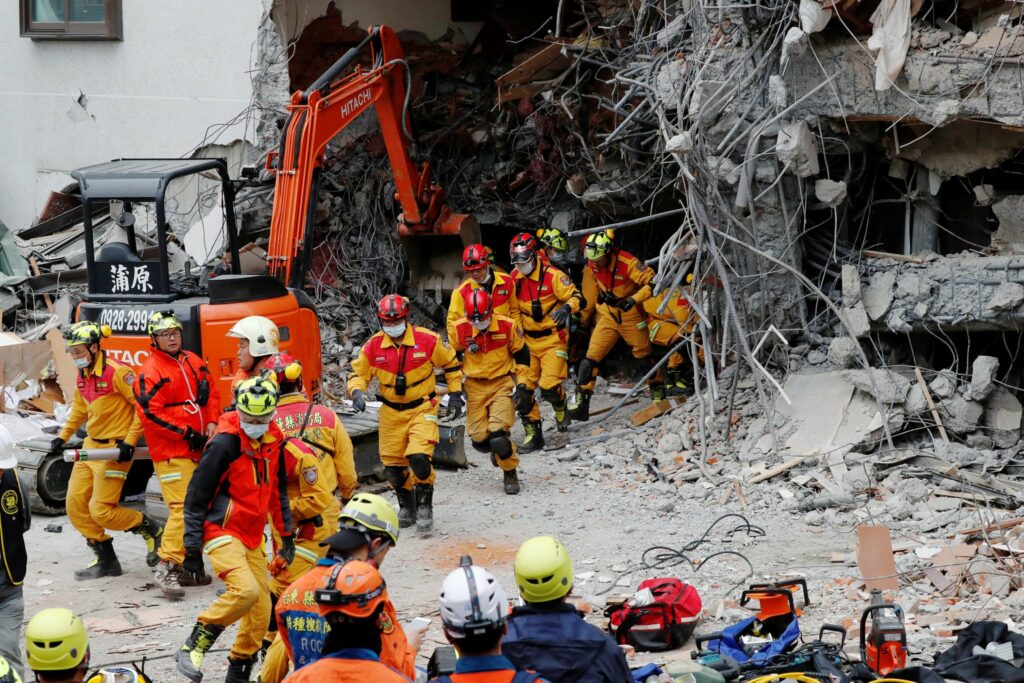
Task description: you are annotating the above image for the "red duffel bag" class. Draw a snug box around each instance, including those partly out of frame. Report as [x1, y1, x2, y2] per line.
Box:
[605, 578, 702, 652]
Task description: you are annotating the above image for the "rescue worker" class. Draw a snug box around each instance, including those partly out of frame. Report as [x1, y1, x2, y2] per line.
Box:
[263, 353, 357, 504]
[0, 427, 27, 681]
[536, 227, 572, 272]
[227, 315, 279, 388]
[135, 310, 220, 599]
[570, 231, 656, 421]
[644, 283, 699, 395]
[449, 290, 531, 495]
[446, 244, 520, 343]
[25, 608, 90, 683]
[282, 561, 410, 682]
[508, 233, 582, 452]
[433, 558, 548, 683]
[50, 321, 162, 580]
[177, 376, 296, 683]
[347, 294, 462, 531]
[270, 494, 419, 681]
[0, 658, 19, 683]
[504, 537, 632, 683]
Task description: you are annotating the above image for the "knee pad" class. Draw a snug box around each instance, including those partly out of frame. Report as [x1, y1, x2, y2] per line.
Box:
[489, 430, 513, 459]
[578, 357, 598, 382]
[470, 438, 491, 453]
[407, 453, 433, 480]
[383, 466, 409, 490]
[540, 386, 564, 404]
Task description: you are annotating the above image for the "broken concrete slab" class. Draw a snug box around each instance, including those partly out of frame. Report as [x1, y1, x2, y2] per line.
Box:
[814, 179, 847, 207]
[984, 386, 1022, 449]
[862, 271, 896, 321]
[970, 355, 1000, 401]
[986, 282, 1024, 314]
[776, 120, 820, 178]
[828, 337, 860, 368]
[929, 371, 957, 399]
[842, 368, 912, 403]
[937, 395, 984, 434]
[992, 195, 1024, 253]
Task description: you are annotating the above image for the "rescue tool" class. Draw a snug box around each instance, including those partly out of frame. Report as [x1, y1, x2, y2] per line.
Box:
[860, 589, 908, 676]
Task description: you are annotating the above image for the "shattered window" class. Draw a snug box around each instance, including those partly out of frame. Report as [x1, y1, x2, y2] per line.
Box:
[20, 0, 121, 39]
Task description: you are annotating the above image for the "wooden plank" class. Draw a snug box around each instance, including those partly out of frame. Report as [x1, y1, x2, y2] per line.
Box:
[956, 517, 1024, 536]
[630, 396, 687, 427]
[915, 367, 950, 444]
[746, 453, 816, 484]
[857, 525, 900, 591]
[496, 42, 569, 86]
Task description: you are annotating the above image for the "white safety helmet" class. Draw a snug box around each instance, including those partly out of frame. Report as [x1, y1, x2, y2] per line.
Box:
[439, 558, 508, 639]
[227, 316, 280, 357]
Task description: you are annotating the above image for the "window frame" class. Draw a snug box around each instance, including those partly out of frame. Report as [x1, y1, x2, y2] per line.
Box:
[20, 0, 123, 40]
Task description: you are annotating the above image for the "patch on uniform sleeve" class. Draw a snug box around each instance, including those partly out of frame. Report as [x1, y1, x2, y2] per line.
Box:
[560, 275, 571, 286]
[636, 262, 650, 272]
[302, 465, 318, 485]
[123, 373, 135, 387]
[378, 610, 396, 634]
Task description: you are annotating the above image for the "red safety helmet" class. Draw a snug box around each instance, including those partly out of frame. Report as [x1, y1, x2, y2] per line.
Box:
[263, 352, 302, 385]
[463, 244, 489, 272]
[377, 294, 409, 322]
[466, 289, 492, 323]
[510, 232, 538, 264]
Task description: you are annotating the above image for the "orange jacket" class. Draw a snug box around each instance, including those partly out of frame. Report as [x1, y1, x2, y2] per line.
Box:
[59, 353, 143, 446]
[510, 261, 581, 335]
[277, 561, 416, 678]
[429, 654, 550, 682]
[182, 412, 292, 551]
[274, 394, 357, 501]
[347, 326, 462, 407]
[580, 249, 654, 326]
[283, 651, 411, 682]
[449, 315, 530, 383]
[135, 348, 221, 461]
[446, 271, 520, 341]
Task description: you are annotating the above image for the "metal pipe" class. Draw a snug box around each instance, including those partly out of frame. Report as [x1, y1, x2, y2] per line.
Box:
[63, 447, 152, 463]
[567, 207, 689, 237]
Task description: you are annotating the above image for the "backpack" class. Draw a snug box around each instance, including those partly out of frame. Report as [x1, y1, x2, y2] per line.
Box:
[605, 578, 702, 652]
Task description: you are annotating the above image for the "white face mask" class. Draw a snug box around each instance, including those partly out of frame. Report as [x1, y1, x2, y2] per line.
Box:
[73, 357, 91, 369]
[240, 421, 270, 440]
[472, 318, 491, 331]
[515, 260, 535, 276]
[382, 322, 407, 338]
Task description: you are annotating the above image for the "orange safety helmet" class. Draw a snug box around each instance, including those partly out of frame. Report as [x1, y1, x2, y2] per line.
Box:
[262, 352, 302, 385]
[377, 294, 409, 322]
[466, 289, 492, 323]
[462, 244, 490, 272]
[314, 560, 389, 619]
[510, 233, 538, 264]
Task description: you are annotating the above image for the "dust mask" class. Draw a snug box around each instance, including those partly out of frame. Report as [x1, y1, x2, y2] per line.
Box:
[240, 421, 270, 440]
[472, 318, 491, 331]
[382, 322, 407, 338]
[74, 357, 91, 369]
[515, 260, 535, 276]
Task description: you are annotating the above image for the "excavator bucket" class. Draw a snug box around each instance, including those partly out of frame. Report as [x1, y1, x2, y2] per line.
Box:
[401, 212, 481, 294]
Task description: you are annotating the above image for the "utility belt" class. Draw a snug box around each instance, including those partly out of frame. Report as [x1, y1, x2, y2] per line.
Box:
[524, 328, 555, 338]
[378, 392, 436, 412]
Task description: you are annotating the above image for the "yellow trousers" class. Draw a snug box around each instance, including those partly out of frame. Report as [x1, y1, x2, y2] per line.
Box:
[66, 460, 141, 542]
[199, 535, 270, 659]
[523, 331, 568, 420]
[261, 637, 289, 683]
[379, 400, 438, 486]
[649, 318, 702, 374]
[581, 310, 651, 391]
[465, 376, 519, 472]
[153, 458, 197, 565]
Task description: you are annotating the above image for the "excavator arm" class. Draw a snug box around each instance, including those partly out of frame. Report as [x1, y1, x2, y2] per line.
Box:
[266, 25, 478, 288]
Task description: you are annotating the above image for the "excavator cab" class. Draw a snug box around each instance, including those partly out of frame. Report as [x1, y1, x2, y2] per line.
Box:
[71, 158, 323, 407]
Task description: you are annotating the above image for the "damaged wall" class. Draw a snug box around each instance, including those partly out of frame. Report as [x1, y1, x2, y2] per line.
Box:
[272, 0, 483, 44]
[0, 1, 267, 231]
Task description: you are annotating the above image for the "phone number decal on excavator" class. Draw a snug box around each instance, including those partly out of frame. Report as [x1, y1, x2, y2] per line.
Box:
[97, 308, 152, 334]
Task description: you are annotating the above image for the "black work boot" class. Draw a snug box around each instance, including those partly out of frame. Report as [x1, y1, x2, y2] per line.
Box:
[224, 655, 255, 683]
[415, 484, 434, 532]
[519, 419, 544, 453]
[568, 391, 591, 422]
[129, 514, 164, 568]
[650, 382, 666, 402]
[177, 621, 225, 683]
[503, 469, 521, 495]
[75, 539, 123, 580]
[394, 487, 416, 529]
[553, 398, 570, 433]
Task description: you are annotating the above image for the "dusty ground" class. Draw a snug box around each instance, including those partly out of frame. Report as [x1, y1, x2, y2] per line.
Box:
[19, 393, 937, 681]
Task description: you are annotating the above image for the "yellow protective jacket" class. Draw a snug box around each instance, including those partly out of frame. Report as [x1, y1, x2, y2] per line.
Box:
[273, 393, 358, 501]
[446, 271, 520, 341]
[644, 286, 699, 334]
[449, 314, 531, 383]
[281, 436, 340, 539]
[59, 353, 143, 446]
[347, 326, 462, 408]
[581, 249, 654, 326]
[510, 260, 582, 335]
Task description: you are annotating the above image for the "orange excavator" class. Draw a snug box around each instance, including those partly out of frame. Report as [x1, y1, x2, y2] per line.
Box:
[18, 24, 473, 512]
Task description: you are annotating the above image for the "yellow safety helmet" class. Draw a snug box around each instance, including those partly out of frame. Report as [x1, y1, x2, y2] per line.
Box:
[537, 227, 569, 252]
[234, 376, 279, 418]
[25, 608, 89, 673]
[147, 310, 182, 336]
[514, 535, 574, 603]
[0, 657, 21, 683]
[65, 321, 111, 347]
[583, 231, 614, 261]
[340, 493, 400, 546]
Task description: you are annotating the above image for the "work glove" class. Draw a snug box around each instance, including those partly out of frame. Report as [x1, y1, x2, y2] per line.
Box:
[116, 441, 135, 463]
[182, 547, 205, 581]
[278, 534, 296, 565]
[184, 427, 207, 452]
[48, 437, 65, 456]
[445, 392, 464, 419]
[617, 297, 637, 312]
[551, 304, 573, 328]
[514, 384, 534, 414]
[351, 389, 366, 413]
